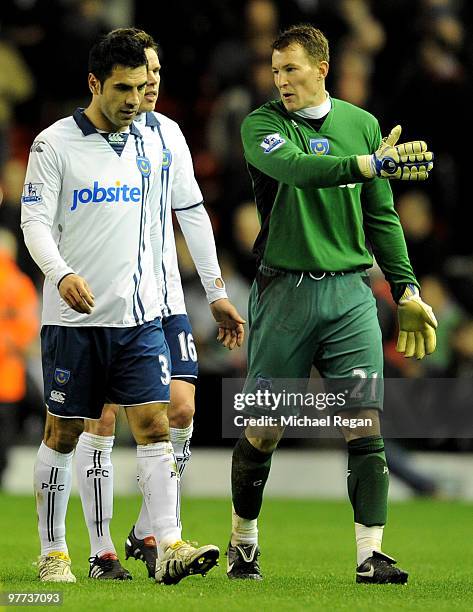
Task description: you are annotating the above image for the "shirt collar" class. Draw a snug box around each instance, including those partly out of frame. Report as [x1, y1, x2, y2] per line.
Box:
[294, 92, 332, 120]
[73, 108, 142, 137]
[145, 111, 160, 127]
[134, 111, 160, 128]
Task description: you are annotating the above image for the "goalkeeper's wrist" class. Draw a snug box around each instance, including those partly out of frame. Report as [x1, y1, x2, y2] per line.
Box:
[356, 154, 376, 179]
[400, 283, 419, 302]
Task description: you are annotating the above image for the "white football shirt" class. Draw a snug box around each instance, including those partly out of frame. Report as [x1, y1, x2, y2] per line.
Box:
[21, 109, 163, 326]
[134, 111, 227, 316]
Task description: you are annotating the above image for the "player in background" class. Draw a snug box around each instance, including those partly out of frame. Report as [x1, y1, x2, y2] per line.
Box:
[74, 28, 246, 579]
[21, 30, 219, 585]
[226, 24, 437, 585]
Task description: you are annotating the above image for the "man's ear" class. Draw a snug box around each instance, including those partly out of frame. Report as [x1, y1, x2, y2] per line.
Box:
[88, 73, 101, 95]
[319, 61, 329, 80]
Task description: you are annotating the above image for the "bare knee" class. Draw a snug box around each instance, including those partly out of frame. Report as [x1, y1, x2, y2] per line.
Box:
[136, 414, 169, 445]
[84, 404, 118, 436]
[125, 404, 169, 445]
[246, 425, 284, 453]
[169, 380, 195, 428]
[249, 437, 279, 453]
[44, 414, 83, 453]
[338, 408, 381, 443]
[169, 400, 195, 429]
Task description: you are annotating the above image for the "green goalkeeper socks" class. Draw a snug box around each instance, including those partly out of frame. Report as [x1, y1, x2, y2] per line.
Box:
[347, 435, 389, 526]
[232, 435, 273, 520]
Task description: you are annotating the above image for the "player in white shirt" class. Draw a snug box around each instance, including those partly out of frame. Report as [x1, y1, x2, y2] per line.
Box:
[21, 30, 220, 585]
[73, 28, 246, 579]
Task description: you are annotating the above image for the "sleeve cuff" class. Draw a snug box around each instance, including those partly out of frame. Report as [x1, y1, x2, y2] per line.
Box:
[54, 267, 75, 288]
[206, 287, 229, 304]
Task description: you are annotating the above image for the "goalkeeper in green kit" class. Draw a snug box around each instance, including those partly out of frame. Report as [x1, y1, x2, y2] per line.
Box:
[226, 24, 437, 585]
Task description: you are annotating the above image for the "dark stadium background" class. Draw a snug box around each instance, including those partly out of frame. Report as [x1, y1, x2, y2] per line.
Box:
[1, 0, 473, 497]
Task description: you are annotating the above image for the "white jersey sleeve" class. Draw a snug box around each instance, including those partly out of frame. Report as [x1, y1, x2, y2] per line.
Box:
[169, 122, 227, 304]
[21, 136, 75, 286]
[175, 205, 227, 304]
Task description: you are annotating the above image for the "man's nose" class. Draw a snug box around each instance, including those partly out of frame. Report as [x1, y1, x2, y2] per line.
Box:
[276, 73, 288, 88]
[126, 88, 141, 107]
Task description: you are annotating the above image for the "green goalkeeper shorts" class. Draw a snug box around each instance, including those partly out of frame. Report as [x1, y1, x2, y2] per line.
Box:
[244, 264, 384, 410]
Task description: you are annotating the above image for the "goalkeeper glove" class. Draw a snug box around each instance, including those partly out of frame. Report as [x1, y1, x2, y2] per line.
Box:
[396, 284, 438, 359]
[357, 125, 434, 180]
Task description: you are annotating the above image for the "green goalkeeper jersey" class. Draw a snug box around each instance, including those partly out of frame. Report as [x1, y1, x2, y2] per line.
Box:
[241, 97, 418, 297]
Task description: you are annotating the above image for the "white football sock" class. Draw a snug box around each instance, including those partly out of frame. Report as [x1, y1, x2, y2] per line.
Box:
[134, 423, 193, 540]
[231, 505, 258, 546]
[34, 442, 73, 556]
[134, 501, 153, 540]
[355, 522, 384, 565]
[136, 441, 181, 556]
[170, 422, 193, 478]
[75, 432, 116, 557]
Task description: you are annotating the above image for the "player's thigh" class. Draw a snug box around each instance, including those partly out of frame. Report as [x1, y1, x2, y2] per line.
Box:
[169, 379, 195, 428]
[246, 268, 315, 383]
[243, 269, 315, 446]
[163, 314, 198, 384]
[84, 403, 119, 435]
[124, 401, 170, 445]
[108, 318, 171, 408]
[162, 314, 197, 426]
[316, 273, 383, 388]
[41, 325, 109, 420]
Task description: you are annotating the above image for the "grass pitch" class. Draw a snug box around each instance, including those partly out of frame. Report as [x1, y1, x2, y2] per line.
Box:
[1, 495, 472, 611]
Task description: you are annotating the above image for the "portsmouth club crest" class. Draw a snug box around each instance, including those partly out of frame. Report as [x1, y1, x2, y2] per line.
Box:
[162, 148, 172, 171]
[136, 155, 151, 177]
[310, 138, 330, 155]
[54, 368, 70, 386]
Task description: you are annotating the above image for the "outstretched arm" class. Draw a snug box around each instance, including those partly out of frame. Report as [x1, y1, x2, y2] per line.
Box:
[242, 112, 433, 189]
[171, 122, 246, 348]
[175, 205, 246, 349]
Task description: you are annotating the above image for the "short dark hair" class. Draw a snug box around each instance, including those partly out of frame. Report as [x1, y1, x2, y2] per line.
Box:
[107, 27, 161, 55]
[88, 29, 148, 85]
[272, 24, 329, 64]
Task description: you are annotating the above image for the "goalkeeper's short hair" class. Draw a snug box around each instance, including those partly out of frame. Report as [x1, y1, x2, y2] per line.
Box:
[272, 24, 329, 64]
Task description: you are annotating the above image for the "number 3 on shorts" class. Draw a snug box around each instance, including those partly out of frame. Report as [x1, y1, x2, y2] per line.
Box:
[159, 354, 171, 385]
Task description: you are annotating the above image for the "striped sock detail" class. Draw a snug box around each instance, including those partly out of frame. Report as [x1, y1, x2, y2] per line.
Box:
[93, 450, 103, 538]
[177, 454, 190, 477]
[47, 467, 58, 542]
[176, 476, 181, 528]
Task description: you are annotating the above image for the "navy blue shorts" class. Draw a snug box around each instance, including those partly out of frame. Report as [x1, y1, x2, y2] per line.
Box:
[41, 319, 171, 420]
[162, 314, 198, 383]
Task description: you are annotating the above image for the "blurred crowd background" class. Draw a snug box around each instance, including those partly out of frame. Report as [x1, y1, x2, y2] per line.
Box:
[1, 0, 473, 494]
